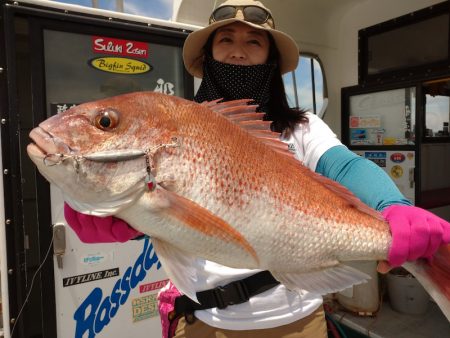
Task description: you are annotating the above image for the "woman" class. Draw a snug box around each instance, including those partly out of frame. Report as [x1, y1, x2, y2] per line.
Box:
[65, 1, 450, 337]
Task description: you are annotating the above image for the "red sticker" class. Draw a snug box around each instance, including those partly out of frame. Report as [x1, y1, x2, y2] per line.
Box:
[92, 36, 148, 58]
[390, 153, 405, 163]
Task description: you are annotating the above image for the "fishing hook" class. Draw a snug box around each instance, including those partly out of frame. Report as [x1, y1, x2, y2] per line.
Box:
[143, 137, 180, 192]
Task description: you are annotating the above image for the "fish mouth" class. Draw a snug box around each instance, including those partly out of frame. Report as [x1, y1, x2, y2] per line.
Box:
[27, 143, 46, 159]
[27, 127, 72, 160]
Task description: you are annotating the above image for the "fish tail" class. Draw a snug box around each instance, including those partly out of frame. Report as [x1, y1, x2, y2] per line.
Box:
[426, 245, 450, 300]
[403, 245, 450, 321]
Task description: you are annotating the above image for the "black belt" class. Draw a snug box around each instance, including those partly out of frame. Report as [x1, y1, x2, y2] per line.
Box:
[169, 270, 279, 324]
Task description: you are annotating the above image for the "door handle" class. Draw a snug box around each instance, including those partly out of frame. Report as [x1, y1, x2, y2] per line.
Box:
[53, 223, 66, 269]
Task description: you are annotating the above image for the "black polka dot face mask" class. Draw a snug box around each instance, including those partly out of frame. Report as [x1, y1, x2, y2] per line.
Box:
[194, 55, 276, 113]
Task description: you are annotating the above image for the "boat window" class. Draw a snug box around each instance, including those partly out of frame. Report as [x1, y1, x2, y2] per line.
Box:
[283, 54, 327, 118]
[423, 79, 450, 139]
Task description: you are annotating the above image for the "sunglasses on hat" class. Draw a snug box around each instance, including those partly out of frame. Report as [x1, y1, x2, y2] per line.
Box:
[209, 5, 275, 28]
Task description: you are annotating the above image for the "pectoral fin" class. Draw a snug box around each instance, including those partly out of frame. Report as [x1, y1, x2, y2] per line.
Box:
[158, 188, 259, 264]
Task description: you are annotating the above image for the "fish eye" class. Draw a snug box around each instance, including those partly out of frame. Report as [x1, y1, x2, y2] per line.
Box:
[94, 108, 120, 131]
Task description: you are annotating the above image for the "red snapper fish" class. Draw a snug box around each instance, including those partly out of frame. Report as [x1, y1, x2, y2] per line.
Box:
[27, 92, 450, 319]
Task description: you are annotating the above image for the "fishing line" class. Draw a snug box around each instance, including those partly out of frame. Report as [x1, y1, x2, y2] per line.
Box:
[10, 230, 55, 337]
[42, 138, 180, 167]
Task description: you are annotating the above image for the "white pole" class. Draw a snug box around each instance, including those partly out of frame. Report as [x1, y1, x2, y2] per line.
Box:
[0, 131, 11, 338]
[116, 0, 124, 12]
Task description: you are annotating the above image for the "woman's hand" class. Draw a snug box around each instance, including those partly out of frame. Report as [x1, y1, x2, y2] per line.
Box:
[382, 204, 450, 267]
[64, 202, 143, 243]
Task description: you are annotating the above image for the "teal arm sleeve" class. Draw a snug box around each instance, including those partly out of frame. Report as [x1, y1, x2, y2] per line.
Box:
[315, 145, 412, 211]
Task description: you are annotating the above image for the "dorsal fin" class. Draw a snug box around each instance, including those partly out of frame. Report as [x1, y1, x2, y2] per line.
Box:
[238, 120, 273, 130]
[250, 130, 283, 139]
[227, 112, 266, 122]
[199, 98, 224, 108]
[205, 98, 254, 110]
[206, 99, 386, 222]
[207, 99, 293, 157]
[216, 105, 260, 116]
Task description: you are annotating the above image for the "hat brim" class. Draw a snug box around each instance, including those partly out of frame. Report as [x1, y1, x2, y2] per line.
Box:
[183, 18, 299, 78]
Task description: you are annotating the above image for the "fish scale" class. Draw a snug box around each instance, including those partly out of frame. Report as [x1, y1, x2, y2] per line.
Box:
[157, 98, 388, 268]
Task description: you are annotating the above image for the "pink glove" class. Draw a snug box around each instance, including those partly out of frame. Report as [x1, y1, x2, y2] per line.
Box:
[382, 204, 450, 267]
[157, 281, 182, 338]
[64, 202, 143, 243]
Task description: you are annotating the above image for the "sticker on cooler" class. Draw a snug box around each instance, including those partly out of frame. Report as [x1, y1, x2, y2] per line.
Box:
[73, 238, 162, 338]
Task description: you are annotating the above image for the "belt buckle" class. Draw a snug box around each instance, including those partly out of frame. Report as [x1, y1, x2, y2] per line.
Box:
[212, 280, 250, 309]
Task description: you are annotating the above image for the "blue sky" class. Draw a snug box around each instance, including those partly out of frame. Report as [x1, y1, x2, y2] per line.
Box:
[56, 0, 174, 20]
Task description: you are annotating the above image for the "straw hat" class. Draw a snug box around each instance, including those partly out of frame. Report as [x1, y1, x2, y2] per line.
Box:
[183, 0, 299, 78]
